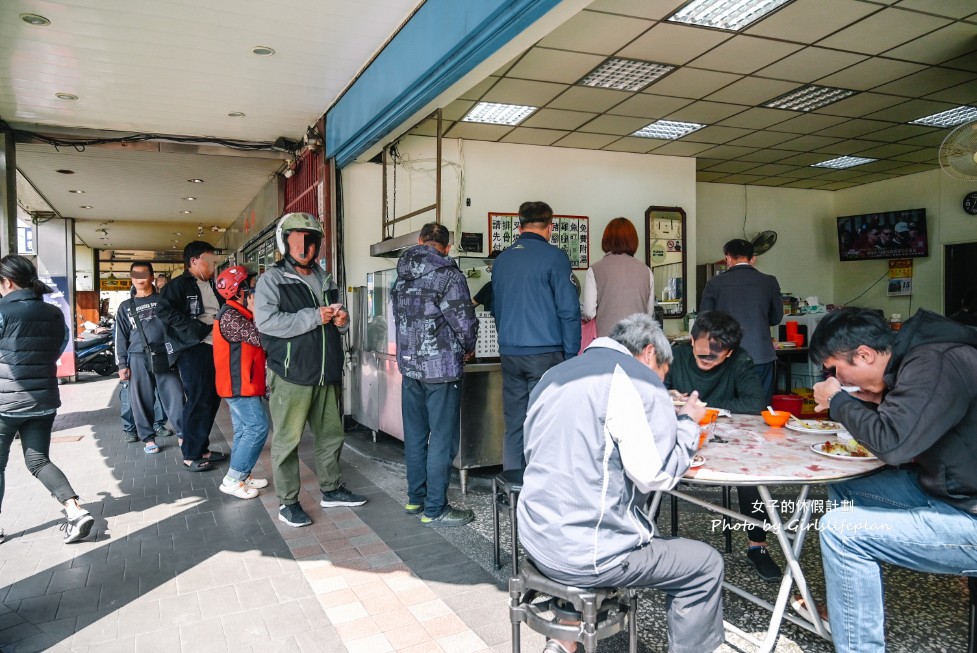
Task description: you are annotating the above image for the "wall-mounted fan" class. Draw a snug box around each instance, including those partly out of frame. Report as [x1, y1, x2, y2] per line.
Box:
[752, 230, 778, 256]
[939, 121, 977, 180]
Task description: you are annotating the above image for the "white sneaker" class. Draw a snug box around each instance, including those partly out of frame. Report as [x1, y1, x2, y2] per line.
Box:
[61, 511, 94, 543]
[245, 475, 269, 489]
[220, 480, 259, 500]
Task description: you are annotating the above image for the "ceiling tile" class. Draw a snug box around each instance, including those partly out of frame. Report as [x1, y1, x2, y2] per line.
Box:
[618, 23, 732, 66]
[734, 148, 797, 162]
[895, 0, 977, 19]
[746, 0, 881, 43]
[863, 97, 959, 122]
[814, 57, 927, 90]
[442, 100, 475, 121]
[777, 134, 844, 151]
[859, 123, 938, 143]
[482, 78, 568, 106]
[718, 174, 765, 184]
[851, 159, 912, 172]
[853, 142, 928, 158]
[644, 67, 742, 99]
[585, 0, 683, 20]
[686, 36, 803, 76]
[458, 76, 499, 101]
[815, 181, 861, 189]
[755, 46, 868, 83]
[847, 172, 899, 183]
[608, 93, 692, 119]
[812, 138, 882, 154]
[813, 118, 898, 138]
[547, 86, 632, 112]
[648, 141, 717, 156]
[443, 122, 511, 141]
[725, 130, 799, 147]
[815, 169, 868, 181]
[899, 131, 956, 147]
[874, 67, 977, 98]
[751, 177, 792, 186]
[602, 136, 659, 153]
[410, 119, 454, 136]
[539, 10, 654, 55]
[747, 163, 804, 176]
[704, 160, 759, 173]
[891, 149, 939, 163]
[521, 108, 598, 130]
[777, 152, 840, 165]
[506, 48, 607, 85]
[816, 92, 910, 118]
[706, 78, 799, 106]
[782, 166, 834, 178]
[696, 158, 724, 170]
[499, 128, 570, 146]
[492, 52, 523, 77]
[817, 8, 952, 55]
[698, 145, 758, 159]
[717, 107, 797, 129]
[579, 114, 652, 135]
[665, 100, 747, 123]
[882, 23, 977, 65]
[781, 179, 831, 188]
[887, 162, 940, 174]
[683, 125, 754, 143]
[925, 81, 977, 105]
[941, 52, 977, 73]
[697, 171, 729, 182]
[768, 113, 851, 134]
[551, 132, 620, 149]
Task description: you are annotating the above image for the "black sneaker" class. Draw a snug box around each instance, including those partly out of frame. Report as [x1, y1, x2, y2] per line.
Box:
[320, 484, 367, 508]
[278, 503, 312, 528]
[124, 432, 138, 443]
[61, 512, 95, 543]
[154, 426, 175, 438]
[746, 546, 783, 583]
[420, 506, 475, 528]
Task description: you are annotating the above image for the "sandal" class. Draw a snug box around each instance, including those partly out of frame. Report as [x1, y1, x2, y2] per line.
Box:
[791, 595, 830, 632]
[183, 459, 214, 472]
[202, 450, 228, 463]
[144, 442, 161, 454]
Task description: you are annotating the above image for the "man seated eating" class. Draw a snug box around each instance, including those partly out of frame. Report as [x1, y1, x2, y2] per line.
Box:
[665, 310, 781, 583]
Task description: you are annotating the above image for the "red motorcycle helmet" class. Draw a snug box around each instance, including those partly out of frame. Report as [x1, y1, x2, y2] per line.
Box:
[215, 265, 250, 301]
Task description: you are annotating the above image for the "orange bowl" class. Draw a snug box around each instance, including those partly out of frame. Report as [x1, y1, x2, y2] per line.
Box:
[761, 410, 790, 427]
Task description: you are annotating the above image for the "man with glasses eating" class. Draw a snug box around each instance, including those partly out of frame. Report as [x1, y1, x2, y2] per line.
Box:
[665, 310, 778, 582]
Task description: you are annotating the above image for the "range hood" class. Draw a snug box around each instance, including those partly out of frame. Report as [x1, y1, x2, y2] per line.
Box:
[369, 229, 454, 258]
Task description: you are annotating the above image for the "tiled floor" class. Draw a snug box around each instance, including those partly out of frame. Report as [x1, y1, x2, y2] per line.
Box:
[0, 374, 970, 653]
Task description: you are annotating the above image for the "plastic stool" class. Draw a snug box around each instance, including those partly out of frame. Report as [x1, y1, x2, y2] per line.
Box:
[492, 469, 524, 572]
[509, 559, 638, 653]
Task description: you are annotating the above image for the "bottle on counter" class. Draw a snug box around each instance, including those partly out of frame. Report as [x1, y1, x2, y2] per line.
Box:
[889, 313, 902, 330]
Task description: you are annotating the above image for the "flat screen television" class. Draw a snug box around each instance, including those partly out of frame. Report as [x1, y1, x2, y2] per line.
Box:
[837, 208, 928, 261]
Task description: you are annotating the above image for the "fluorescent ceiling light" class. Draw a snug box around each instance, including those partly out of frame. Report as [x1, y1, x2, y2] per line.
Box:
[578, 58, 675, 92]
[909, 106, 977, 128]
[667, 0, 794, 31]
[811, 156, 876, 169]
[462, 102, 537, 126]
[632, 120, 706, 140]
[763, 85, 856, 112]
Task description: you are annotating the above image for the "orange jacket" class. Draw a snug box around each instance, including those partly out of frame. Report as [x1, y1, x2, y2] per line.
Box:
[213, 301, 266, 398]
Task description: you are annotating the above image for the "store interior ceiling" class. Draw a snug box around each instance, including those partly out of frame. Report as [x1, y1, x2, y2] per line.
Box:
[2, 0, 976, 258]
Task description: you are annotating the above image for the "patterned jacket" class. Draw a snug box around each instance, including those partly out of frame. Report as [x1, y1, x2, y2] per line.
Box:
[392, 244, 478, 383]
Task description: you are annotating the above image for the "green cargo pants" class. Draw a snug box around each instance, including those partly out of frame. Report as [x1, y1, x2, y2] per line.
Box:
[268, 371, 345, 505]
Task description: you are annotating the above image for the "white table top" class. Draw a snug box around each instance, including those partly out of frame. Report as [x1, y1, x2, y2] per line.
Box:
[685, 413, 886, 486]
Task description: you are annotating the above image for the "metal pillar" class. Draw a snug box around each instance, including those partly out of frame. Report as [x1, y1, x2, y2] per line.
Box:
[0, 129, 16, 257]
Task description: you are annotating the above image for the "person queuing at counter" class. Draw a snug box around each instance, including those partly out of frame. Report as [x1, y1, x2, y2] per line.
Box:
[700, 239, 782, 403]
[115, 261, 184, 455]
[809, 308, 977, 653]
[581, 217, 655, 338]
[491, 201, 580, 471]
[255, 212, 366, 528]
[518, 313, 723, 653]
[391, 223, 479, 527]
[665, 310, 780, 583]
[212, 265, 269, 501]
[949, 287, 977, 327]
[156, 241, 229, 471]
[0, 255, 98, 543]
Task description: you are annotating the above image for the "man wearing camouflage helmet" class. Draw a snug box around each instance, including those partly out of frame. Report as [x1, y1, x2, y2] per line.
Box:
[254, 212, 367, 528]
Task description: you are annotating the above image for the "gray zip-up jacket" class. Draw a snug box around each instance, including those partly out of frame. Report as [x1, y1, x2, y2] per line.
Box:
[516, 338, 699, 585]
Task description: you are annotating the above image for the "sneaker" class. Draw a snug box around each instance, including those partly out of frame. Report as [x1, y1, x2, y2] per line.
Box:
[746, 546, 783, 583]
[0, 527, 5, 544]
[61, 511, 95, 543]
[245, 475, 269, 489]
[278, 503, 312, 527]
[124, 432, 138, 443]
[404, 503, 423, 515]
[220, 480, 259, 500]
[320, 484, 367, 508]
[420, 506, 475, 528]
[154, 426, 175, 438]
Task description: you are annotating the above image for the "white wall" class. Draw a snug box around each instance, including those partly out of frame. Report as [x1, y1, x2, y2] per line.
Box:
[696, 183, 835, 304]
[342, 137, 697, 329]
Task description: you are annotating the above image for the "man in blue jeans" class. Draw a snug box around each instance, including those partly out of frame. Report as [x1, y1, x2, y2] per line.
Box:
[809, 308, 977, 653]
[392, 223, 478, 527]
[491, 201, 580, 470]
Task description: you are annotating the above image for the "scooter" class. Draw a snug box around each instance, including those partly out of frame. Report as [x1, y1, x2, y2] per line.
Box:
[75, 330, 117, 377]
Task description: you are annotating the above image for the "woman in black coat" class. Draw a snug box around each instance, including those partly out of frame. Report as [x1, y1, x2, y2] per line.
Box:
[0, 255, 94, 543]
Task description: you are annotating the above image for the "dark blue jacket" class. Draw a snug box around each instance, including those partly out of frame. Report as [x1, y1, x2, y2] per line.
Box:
[491, 232, 581, 357]
[700, 264, 782, 365]
[392, 245, 478, 383]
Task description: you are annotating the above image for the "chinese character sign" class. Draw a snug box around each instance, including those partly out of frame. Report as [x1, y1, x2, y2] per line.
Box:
[488, 213, 590, 270]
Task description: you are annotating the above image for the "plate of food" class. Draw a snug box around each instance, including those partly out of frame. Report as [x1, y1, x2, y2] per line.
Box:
[689, 455, 706, 469]
[811, 440, 876, 460]
[786, 419, 843, 434]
